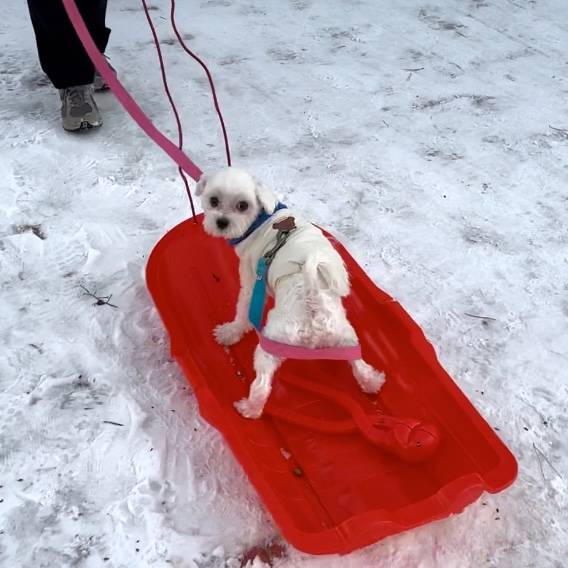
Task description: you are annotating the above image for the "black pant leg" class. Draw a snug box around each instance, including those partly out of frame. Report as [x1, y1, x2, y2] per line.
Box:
[27, 0, 111, 89]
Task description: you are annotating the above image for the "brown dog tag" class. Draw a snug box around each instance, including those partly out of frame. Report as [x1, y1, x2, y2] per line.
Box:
[273, 216, 296, 232]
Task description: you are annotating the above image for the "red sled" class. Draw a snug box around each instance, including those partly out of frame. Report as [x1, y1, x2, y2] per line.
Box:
[146, 216, 517, 555]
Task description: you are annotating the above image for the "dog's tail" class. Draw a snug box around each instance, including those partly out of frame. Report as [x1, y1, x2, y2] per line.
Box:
[303, 252, 350, 298]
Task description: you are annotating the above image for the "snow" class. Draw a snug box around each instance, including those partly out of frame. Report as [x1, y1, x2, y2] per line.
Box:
[1, 0, 567, 566]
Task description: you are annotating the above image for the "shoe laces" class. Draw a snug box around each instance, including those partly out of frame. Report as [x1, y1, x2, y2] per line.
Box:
[64, 86, 91, 106]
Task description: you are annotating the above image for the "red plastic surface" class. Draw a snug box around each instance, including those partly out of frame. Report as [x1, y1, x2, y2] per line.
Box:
[146, 216, 517, 555]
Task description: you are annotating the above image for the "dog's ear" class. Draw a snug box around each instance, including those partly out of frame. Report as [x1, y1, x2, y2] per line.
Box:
[254, 177, 278, 214]
[195, 173, 208, 196]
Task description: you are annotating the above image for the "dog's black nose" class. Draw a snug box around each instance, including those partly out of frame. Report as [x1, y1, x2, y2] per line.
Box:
[216, 218, 229, 230]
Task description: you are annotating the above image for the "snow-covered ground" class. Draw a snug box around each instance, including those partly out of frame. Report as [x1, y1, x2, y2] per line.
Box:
[1, 0, 567, 566]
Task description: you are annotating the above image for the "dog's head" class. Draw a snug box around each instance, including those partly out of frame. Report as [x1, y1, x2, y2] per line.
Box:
[196, 167, 278, 240]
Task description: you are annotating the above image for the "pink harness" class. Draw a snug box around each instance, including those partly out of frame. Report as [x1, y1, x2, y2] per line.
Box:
[259, 335, 362, 360]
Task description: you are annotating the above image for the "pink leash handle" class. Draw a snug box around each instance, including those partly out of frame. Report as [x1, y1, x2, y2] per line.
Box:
[61, 0, 203, 183]
[266, 373, 441, 463]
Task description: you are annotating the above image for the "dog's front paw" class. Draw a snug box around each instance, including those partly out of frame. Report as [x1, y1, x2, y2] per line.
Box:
[352, 361, 386, 394]
[214, 321, 251, 346]
[234, 398, 264, 419]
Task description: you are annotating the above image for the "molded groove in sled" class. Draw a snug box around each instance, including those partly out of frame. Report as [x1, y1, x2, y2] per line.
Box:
[146, 216, 517, 555]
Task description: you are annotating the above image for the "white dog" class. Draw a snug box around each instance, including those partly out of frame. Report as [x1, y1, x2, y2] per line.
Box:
[197, 167, 385, 418]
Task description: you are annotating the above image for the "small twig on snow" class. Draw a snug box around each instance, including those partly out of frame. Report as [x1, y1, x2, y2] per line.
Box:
[514, 394, 545, 422]
[80, 285, 118, 308]
[403, 67, 424, 81]
[465, 312, 497, 321]
[532, 442, 564, 481]
[103, 420, 124, 427]
[533, 443, 545, 482]
[549, 125, 568, 137]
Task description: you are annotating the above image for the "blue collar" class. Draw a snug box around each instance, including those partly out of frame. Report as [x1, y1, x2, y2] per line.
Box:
[229, 202, 287, 246]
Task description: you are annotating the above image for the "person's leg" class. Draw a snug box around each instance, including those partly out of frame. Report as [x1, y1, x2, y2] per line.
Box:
[27, 0, 110, 89]
[27, 0, 110, 130]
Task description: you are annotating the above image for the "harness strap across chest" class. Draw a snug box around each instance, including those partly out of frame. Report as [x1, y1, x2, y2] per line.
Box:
[249, 228, 294, 331]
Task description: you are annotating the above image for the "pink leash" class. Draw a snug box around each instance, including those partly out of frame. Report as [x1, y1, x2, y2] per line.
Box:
[61, 0, 203, 215]
[61, 0, 361, 363]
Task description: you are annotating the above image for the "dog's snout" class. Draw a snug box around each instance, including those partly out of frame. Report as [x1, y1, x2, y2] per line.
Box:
[216, 217, 229, 230]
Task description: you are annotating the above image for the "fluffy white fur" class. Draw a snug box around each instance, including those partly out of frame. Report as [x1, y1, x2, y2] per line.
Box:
[197, 167, 385, 418]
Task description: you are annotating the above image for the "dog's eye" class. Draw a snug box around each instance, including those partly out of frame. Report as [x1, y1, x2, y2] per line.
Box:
[209, 196, 219, 208]
[236, 201, 249, 212]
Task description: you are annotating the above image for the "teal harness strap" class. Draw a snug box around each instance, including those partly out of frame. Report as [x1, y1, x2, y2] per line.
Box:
[248, 228, 295, 331]
[249, 257, 268, 331]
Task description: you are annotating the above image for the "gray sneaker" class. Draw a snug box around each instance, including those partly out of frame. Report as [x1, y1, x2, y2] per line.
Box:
[59, 84, 102, 131]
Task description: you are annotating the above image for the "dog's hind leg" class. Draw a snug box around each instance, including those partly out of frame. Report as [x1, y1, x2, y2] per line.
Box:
[351, 359, 386, 394]
[339, 318, 386, 394]
[234, 347, 282, 419]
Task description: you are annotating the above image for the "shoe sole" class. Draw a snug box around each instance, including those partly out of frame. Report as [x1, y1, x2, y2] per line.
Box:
[63, 120, 103, 132]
